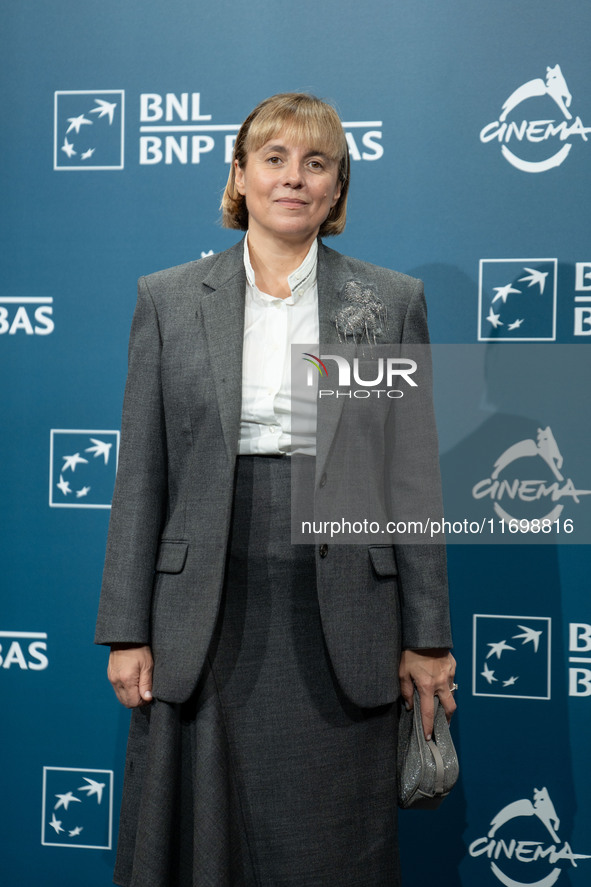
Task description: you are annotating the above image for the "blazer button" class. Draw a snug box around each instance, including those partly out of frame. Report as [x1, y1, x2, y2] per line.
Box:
[319, 472, 327, 488]
[319, 543, 328, 558]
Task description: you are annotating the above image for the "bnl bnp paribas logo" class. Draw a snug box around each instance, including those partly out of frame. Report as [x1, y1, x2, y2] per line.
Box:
[469, 787, 591, 886]
[478, 259, 557, 342]
[54, 90, 384, 170]
[41, 767, 113, 850]
[54, 91, 124, 170]
[479, 259, 591, 340]
[49, 429, 119, 508]
[0, 630, 48, 671]
[480, 64, 591, 172]
[473, 615, 551, 700]
[474, 615, 591, 700]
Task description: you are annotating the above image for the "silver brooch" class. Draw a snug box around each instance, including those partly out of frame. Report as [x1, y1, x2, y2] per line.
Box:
[334, 280, 387, 344]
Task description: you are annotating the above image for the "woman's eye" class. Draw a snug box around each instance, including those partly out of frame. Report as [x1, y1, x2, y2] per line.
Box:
[267, 155, 282, 164]
[308, 160, 324, 170]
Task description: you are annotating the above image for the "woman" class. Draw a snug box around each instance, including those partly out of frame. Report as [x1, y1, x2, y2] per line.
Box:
[96, 92, 456, 887]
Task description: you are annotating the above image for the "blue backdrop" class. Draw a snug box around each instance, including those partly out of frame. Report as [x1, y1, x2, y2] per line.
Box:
[2, 2, 591, 885]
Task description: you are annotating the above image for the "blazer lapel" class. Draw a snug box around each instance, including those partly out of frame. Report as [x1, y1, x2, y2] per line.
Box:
[196, 239, 368, 476]
[199, 241, 246, 465]
[316, 241, 352, 481]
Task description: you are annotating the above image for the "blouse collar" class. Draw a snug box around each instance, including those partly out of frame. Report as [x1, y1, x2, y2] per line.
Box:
[243, 234, 318, 303]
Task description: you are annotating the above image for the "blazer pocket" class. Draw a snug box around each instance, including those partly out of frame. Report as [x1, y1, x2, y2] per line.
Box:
[155, 540, 189, 574]
[368, 545, 398, 577]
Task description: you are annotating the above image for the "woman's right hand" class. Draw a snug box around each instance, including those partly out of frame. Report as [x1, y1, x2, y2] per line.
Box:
[107, 644, 154, 708]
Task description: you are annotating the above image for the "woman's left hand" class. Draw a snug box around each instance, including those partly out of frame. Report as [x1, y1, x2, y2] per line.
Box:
[399, 648, 457, 741]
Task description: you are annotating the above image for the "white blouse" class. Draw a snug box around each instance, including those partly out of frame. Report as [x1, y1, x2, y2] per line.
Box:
[238, 236, 318, 456]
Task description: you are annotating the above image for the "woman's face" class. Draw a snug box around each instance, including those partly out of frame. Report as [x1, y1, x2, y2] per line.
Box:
[234, 134, 342, 245]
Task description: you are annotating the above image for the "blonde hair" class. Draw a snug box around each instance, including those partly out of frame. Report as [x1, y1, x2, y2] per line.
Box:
[221, 93, 350, 237]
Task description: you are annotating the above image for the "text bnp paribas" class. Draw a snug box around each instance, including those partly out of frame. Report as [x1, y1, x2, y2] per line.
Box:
[138, 93, 384, 166]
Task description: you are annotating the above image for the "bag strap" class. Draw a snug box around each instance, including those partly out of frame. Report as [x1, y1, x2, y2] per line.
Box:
[427, 737, 445, 794]
[427, 698, 445, 794]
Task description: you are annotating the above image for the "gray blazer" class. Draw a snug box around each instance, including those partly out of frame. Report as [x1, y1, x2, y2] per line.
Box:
[95, 239, 452, 708]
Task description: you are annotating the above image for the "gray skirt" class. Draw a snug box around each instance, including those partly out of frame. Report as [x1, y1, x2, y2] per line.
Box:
[114, 455, 400, 887]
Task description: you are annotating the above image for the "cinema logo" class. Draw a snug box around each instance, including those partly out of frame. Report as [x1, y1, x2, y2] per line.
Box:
[480, 64, 591, 173]
[139, 92, 383, 165]
[469, 787, 591, 886]
[303, 352, 418, 399]
[472, 426, 591, 525]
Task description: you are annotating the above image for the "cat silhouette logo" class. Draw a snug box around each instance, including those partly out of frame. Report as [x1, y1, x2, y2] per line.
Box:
[469, 787, 591, 885]
[478, 259, 557, 342]
[41, 767, 113, 849]
[473, 614, 551, 700]
[54, 90, 125, 170]
[472, 425, 591, 527]
[480, 64, 591, 173]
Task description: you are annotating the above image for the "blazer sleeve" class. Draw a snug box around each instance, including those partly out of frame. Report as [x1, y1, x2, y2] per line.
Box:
[95, 277, 168, 645]
[391, 279, 453, 651]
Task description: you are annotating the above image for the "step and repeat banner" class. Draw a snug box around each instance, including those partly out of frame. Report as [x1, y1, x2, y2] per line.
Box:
[2, 2, 590, 885]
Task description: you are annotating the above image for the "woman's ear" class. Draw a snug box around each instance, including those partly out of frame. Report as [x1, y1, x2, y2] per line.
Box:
[330, 179, 342, 208]
[234, 159, 246, 195]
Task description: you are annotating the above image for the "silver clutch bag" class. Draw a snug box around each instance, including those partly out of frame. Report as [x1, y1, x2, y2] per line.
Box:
[397, 689, 459, 809]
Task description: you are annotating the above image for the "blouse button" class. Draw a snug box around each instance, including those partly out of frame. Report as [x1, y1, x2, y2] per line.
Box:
[319, 543, 328, 558]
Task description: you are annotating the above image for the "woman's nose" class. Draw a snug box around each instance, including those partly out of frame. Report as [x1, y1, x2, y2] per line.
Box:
[283, 161, 304, 187]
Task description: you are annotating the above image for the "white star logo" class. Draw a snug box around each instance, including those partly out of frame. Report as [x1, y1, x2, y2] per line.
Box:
[492, 283, 521, 305]
[85, 438, 112, 465]
[78, 777, 105, 804]
[519, 267, 548, 294]
[57, 475, 72, 496]
[89, 98, 117, 125]
[486, 308, 503, 329]
[61, 137, 76, 158]
[486, 639, 516, 660]
[481, 662, 497, 684]
[66, 114, 93, 135]
[62, 453, 89, 472]
[54, 791, 82, 811]
[49, 813, 64, 835]
[512, 625, 543, 653]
